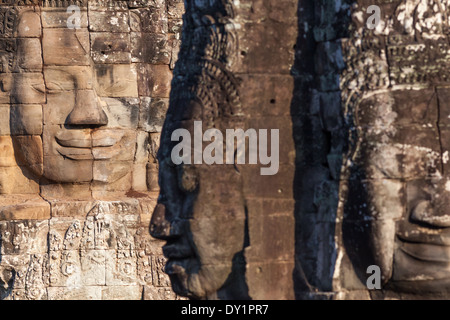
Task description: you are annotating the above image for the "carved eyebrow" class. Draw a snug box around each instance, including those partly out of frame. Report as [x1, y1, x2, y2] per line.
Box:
[43, 73, 79, 92]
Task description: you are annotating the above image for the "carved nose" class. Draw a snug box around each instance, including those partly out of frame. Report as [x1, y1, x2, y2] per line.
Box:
[150, 203, 173, 240]
[66, 90, 108, 126]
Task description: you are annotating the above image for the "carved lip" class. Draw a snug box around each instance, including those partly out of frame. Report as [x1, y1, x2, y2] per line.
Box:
[163, 241, 194, 260]
[397, 220, 450, 246]
[399, 241, 450, 262]
[55, 131, 123, 161]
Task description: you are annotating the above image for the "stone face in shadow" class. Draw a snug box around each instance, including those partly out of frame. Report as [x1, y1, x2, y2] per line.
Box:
[150, 0, 297, 300]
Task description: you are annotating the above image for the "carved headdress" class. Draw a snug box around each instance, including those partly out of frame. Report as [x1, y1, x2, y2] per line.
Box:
[341, 0, 450, 110]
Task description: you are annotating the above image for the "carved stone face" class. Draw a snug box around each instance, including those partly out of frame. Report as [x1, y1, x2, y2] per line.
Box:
[11, 10, 137, 184]
[151, 123, 247, 299]
[346, 86, 450, 294]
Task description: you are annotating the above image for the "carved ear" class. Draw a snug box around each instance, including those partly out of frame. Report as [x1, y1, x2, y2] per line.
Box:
[0, 76, 12, 92]
[0, 267, 15, 291]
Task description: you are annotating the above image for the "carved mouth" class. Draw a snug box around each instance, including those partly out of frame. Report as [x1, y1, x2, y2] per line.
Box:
[162, 241, 194, 260]
[399, 241, 450, 263]
[55, 131, 123, 160]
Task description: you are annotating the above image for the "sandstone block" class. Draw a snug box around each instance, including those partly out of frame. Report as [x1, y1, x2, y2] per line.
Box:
[143, 285, 178, 300]
[43, 29, 91, 66]
[15, 10, 41, 38]
[43, 155, 93, 183]
[0, 74, 11, 104]
[90, 32, 131, 63]
[11, 135, 44, 175]
[41, 9, 88, 28]
[11, 73, 45, 104]
[92, 129, 137, 161]
[0, 105, 9, 136]
[246, 261, 295, 300]
[135, 130, 149, 163]
[47, 286, 102, 300]
[130, 8, 168, 33]
[44, 66, 94, 91]
[146, 162, 159, 192]
[105, 249, 138, 286]
[139, 97, 168, 132]
[0, 166, 39, 194]
[167, 0, 184, 19]
[137, 64, 172, 98]
[10, 104, 43, 135]
[132, 163, 148, 192]
[0, 220, 49, 255]
[40, 182, 92, 201]
[0, 195, 50, 221]
[102, 97, 140, 129]
[131, 32, 170, 64]
[81, 250, 107, 286]
[94, 64, 138, 97]
[93, 161, 133, 185]
[0, 136, 17, 167]
[88, 10, 130, 32]
[101, 286, 142, 300]
[14, 38, 42, 72]
[138, 197, 157, 227]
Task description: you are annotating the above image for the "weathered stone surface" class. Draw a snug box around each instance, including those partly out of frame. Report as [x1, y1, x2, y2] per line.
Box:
[11, 73, 45, 104]
[146, 163, 159, 192]
[0, 220, 49, 255]
[10, 105, 42, 135]
[0, 136, 17, 167]
[41, 9, 89, 28]
[135, 131, 149, 163]
[131, 33, 170, 64]
[0, 3, 179, 300]
[150, 0, 298, 301]
[13, 38, 42, 71]
[11, 135, 44, 175]
[14, 10, 41, 38]
[139, 97, 168, 132]
[43, 29, 91, 66]
[101, 286, 142, 300]
[44, 66, 94, 91]
[90, 32, 131, 63]
[137, 64, 172, 98]
[0, 166, 39, 194]
[130, 8, 168, 33]
[102, 97, 140, 129]
[0, 195, 50, 221]
[0, 74, 11, 105]
[88, 10, 130, 33]
[94, 64, 138, 97]
[167, 0, 184, 19]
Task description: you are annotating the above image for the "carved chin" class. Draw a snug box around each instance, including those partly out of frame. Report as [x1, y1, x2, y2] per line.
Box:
[167, 259, 232, 299]
[42, 157, 130, 184]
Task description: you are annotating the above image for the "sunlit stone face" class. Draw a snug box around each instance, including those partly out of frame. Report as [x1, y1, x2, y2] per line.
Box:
[345, 86, 450, 294]
[10, 10, 138, 185]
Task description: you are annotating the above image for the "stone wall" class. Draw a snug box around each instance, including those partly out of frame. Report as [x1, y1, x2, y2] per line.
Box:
[0, 0, 184, 300]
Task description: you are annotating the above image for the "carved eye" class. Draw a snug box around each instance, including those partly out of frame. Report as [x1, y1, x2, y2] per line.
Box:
[31, 83, 46, 94]
[44, 82, 65, 93]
